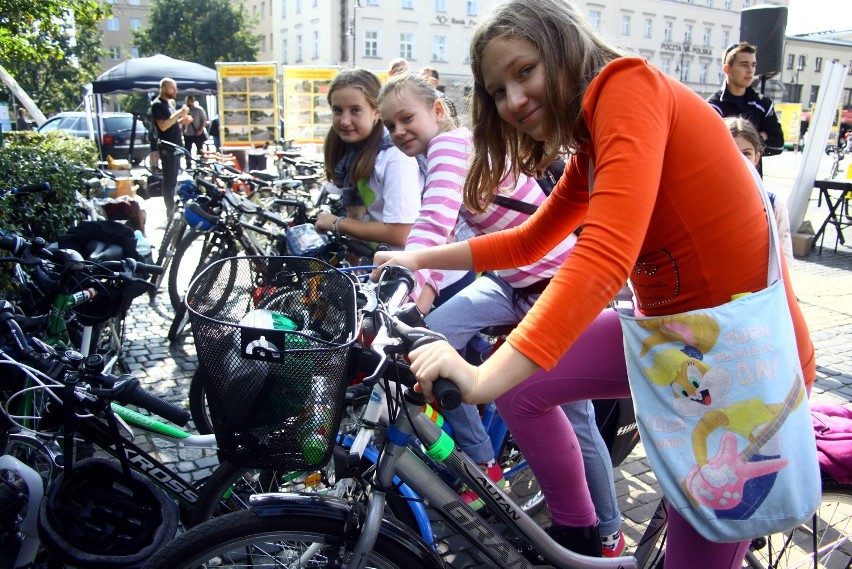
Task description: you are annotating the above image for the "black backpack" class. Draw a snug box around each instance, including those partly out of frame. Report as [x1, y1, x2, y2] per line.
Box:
[492, 158, 566, 215]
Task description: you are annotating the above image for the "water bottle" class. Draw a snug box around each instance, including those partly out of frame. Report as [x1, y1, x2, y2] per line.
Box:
[133, 230, 153, 260]
[297, 377, 333, 466]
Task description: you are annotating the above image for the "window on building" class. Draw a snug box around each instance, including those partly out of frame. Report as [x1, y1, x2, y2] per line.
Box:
[109, 46, 121, 59]
[644, 18, 652, 39]
[296, 34, 303, 62]
[399, 32, 414, 59]
[722, 30, 729, 49]
[128, 0, 140, 4]
[282, 38, 288, 64]
[844, 87, 852, 107]
[281, 0, 287, 17]
[700, 62, 709, 83]
[664, 21, 673, 41]
[312, 0, 318, 7]
[809, 85, 819, 106]
[815, 57, 823, 72]
[589, 11, 601, 31]
[467, 1, 477, 16]
[621, 15, 631, 36]
[848, 62, 852, 75]
[262, 1, 266, 16]
[296, 0, 301, 14]
[312, 30, 319, 58]
[106, 18, 120, 32]
[681, 61, 691, 82]
[798, 54, 807, 70]
[684, 24, 693, 43]
[661, 58, 671, 74]
[703, 27, 711, 46]
[706, 0, 713, 6]
[129, 18, 142, 31]
[724, 0, 731, 8]
[435, 0, 446, 12]
[130, 47, 139, 58]
[261, 35, 266, 52]
[786, 54, 794, 70]
[365, 30, 379, 57]
[401, 0, 414, 8]
[432, 35, 447, 61]
[365, 0, 379, 5]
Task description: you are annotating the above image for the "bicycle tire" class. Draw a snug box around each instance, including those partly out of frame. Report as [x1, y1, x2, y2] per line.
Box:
[188, 368, 213, 435]
[153, 216, 186, 291]
[168, 229, 238, 311]
[744, 477, 852, 568]
[144, 507, 431, 568]
[498, 433, 546, 515]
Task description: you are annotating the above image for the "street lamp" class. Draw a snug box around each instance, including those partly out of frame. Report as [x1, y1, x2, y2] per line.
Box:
[346, 1, 361, 67]
[678, 38, 692, 83]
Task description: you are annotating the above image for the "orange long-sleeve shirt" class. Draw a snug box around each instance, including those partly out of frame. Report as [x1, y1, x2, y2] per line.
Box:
[469, 58, 815, 388]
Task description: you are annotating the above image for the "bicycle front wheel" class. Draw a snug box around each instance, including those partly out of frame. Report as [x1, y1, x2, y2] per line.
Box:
[745, 478, 852, 568]
[144, 508, 432, 569]
[168, 229, 238, 311]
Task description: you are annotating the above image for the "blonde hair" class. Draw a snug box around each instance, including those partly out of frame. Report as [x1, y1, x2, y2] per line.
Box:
[724, 116, 764, 154]
[464, 0, 625, 212]
[323, 68, 384, 186]
[378, 72, 456, 132]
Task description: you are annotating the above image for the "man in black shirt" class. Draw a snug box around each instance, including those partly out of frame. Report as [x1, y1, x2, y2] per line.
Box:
[150, 77, 191, 216]
[707, 42, 784, 175]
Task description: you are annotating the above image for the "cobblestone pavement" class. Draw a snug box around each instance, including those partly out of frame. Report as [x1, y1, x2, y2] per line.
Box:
[122, 150, 852, 559]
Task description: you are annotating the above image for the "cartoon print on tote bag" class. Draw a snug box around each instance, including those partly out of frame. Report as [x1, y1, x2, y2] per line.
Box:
[636, 313, 806, 520]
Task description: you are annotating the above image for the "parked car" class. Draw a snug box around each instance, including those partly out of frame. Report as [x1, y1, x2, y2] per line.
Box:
[38, 111, 149, 164]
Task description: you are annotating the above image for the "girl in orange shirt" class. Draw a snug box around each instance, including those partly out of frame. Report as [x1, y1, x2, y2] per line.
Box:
[374, 0, 815, 565]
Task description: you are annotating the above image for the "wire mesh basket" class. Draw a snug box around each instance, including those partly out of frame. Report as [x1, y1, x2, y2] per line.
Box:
[186, 256, 358, 470]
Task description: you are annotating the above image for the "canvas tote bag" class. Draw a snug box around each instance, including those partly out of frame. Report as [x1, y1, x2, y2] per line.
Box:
[617, 171, 820, 542]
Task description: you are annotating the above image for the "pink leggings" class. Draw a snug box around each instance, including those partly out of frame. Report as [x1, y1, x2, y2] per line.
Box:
[494, 308, 750, 568]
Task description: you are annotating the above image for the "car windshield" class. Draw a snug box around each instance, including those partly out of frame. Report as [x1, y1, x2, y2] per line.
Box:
[104, 116, 141, 134]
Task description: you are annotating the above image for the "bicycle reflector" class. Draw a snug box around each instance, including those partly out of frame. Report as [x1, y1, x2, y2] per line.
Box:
[38, 457, 178, 567]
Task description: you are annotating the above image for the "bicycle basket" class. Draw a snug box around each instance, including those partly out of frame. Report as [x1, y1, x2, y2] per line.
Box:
[186, 256, 358, 470]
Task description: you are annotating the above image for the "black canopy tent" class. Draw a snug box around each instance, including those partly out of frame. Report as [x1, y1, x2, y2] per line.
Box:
[91, 54, 217, 95]
[86, 55, 217, 163]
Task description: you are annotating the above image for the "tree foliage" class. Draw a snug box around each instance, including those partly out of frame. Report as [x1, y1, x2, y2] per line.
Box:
[0, 0, 108, 114]
[135, 0, 260, 69]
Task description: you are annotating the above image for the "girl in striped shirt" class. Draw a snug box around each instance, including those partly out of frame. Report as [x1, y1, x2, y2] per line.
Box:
[378, 73, 625, 556]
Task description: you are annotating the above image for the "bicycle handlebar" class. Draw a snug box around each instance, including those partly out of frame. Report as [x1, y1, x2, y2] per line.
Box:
[1, 182, 51, 196]
[366, 265, 463, 409]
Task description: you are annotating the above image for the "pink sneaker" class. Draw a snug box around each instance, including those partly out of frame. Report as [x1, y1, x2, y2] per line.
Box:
[458, 462, 507, 511]
[601, 529, 627, 558]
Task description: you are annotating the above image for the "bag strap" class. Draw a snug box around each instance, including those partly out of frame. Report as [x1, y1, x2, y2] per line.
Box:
[747, 162, 783, 286]
[492, 194, 539, 215]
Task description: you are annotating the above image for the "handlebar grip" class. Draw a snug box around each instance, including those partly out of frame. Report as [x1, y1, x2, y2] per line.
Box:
[135, 262, 164, 276]
[0, 230, 23, 255]
[13, 182, 51, 194]
[432, 378, 462, 410]
[124, 382, 190, 427]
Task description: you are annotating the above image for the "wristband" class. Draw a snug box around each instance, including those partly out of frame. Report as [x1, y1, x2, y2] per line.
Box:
[332, 216, 343, 233]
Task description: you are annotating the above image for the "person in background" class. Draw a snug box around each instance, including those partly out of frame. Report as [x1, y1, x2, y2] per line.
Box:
[314, 68, 422, 249]
[208, 116, 221, 151]
[375, 0, 814, 563]
[725, 116, 794, 267]
[388, 57, 410, 77]
[378, 72, 625, 556]
[420, 66, 458, 120]
[182, 96, 208, 156]
[15, 108, 33, 131]
[707, 42, 784, 176]
[150, 77, 191, 218]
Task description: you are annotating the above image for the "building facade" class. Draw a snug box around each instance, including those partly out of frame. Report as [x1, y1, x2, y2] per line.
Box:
[97, 0, 150, 71]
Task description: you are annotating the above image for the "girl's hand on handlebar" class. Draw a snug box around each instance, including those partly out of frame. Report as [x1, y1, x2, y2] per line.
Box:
[409, 340, 479, 404]
[314, 211, 338, 233]
[371, 250, 420, 281]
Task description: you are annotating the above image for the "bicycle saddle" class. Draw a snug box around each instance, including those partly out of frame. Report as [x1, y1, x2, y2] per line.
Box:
[249, 170, 277, 182]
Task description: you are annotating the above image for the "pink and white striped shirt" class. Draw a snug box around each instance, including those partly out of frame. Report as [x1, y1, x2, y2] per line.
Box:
[406, 128, 576, 297]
